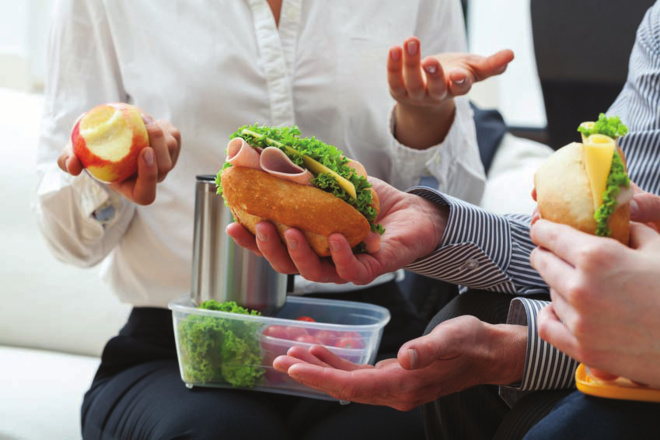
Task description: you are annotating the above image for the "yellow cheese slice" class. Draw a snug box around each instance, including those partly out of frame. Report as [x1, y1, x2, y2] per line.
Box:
[583, 134, 616, 211]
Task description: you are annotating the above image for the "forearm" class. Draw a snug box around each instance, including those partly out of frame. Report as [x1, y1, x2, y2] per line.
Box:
[394, 99, 456, 149]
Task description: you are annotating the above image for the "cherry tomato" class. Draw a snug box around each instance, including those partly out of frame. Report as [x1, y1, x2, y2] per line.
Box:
[284, 326, 309, 340]
[262, 325, 289, 340]
[314, 329, 340, 346]
[334, 331, 365, 349]
[294, 334, 321, 345]
[296, 316, 316, 322]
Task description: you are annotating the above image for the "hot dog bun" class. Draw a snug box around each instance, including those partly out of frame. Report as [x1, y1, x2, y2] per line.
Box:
[221, 166, 377, 256]
[534, 142, 630, 245]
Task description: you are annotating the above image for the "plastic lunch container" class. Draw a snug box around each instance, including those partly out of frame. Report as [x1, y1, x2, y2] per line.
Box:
[575, 363, 660, 403]
[169, 295, 391, 400]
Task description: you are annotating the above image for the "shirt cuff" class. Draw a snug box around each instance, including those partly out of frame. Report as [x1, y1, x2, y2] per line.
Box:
[404, 187, 518, 292]
[506, 297, 578, 391]
[387, 98, 483, 199]
[38, 167, 128, 233]
[387, 105, 447, 190]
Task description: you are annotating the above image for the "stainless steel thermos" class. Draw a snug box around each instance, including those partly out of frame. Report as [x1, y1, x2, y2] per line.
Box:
[191, 175, 287, 315]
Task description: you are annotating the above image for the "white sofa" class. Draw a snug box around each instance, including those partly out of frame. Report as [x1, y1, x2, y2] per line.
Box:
[0, 87, 551, 440]
[0, 88, 131, 440]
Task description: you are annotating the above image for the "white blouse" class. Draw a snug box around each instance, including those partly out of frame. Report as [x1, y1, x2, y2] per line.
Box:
[34, 0, 484, 307]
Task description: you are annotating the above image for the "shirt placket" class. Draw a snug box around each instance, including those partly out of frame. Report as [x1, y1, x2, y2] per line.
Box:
[248, 0, 301, 127]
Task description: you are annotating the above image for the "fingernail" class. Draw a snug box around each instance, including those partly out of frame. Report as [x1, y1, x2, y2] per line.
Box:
[407, 349, 418, 369]
[390, 49, 400, 61]
[330, 239, 342, 252]
[256, 229, 267, 242]
[630, 199, 639, 218]
[424, 64, 437, 74]
[144, 148, 154, 166]
[407, 41, 418, 56]
[286, 236, 298, 250]
[453, 78, 466, 85]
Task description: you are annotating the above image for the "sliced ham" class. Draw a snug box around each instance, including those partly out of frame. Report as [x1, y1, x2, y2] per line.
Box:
[259, 147, 314, 186]
[226, 138, 261, 169]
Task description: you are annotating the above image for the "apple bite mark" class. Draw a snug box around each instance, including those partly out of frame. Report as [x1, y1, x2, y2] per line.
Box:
[71, 103, 149, 183]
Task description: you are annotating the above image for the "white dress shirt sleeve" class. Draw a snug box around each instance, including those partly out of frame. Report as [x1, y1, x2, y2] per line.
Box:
[33, 0, 135, 268]
[384, 0, 485, 205]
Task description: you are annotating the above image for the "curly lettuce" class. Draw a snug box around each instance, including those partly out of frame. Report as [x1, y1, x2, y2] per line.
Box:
[594, 152, 630, 237]
[177, 300, 264, 387]
[578, 113, 629, 139]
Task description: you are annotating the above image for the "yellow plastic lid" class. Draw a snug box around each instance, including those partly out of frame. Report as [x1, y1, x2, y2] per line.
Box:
[575, 363, 660, 402]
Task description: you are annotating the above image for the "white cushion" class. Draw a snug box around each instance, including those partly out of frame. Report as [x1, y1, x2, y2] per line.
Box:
[482, 132, 554, 215]
[0, 346, 100, 440]
[0, 87, 131, 357]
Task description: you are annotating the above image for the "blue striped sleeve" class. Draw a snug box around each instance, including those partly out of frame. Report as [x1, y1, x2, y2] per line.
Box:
[507, 298, 578, 391]
[406, 187, 548, 295]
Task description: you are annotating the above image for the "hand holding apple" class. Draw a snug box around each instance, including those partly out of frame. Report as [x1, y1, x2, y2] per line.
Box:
[71, 102, 149, 183]
[58, 103, 182, 205]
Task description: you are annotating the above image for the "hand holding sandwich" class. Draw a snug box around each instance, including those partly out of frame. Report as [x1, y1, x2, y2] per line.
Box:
[531, 201, 660, 388]
[532, 114, 660, 387]
[226, 177, 449, 284]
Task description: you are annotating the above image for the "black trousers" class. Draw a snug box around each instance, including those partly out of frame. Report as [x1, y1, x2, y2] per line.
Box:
[81, 281, 430, 440]
[422, 290, 573, 440]
[524, 387, 660, 440]
[422, 290, 660, 440]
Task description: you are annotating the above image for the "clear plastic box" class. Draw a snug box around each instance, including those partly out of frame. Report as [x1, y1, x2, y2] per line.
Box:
[169, 295, 390, 400]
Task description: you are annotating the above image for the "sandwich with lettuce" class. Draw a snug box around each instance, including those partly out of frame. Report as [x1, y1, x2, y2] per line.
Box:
[534, 114, 631, 245]
[217, 124, 383, 256]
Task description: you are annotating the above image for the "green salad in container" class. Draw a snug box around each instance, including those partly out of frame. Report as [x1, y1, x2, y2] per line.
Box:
[177, 300, 265, 387]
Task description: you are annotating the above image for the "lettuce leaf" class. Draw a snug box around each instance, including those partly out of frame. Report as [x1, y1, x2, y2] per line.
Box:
[578, 113, 629, 138]
[594, 151, 630, 237]
[177, 300, 264, 387]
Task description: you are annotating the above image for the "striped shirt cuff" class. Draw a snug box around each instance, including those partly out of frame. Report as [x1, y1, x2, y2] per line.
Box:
[406, 187, 517, 292]
[406, 187, 548, 295]
[508, 297, 578, 391]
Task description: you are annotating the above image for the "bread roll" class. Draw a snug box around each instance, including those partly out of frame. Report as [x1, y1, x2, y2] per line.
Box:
[534, 142, 629, 245]
[221, 166, 373, 256]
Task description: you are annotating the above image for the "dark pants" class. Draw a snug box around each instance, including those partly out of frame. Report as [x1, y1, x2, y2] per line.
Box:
[525, 390, 660, 440]
[81, 281, 429, 440]
[422, 290, 573, 440]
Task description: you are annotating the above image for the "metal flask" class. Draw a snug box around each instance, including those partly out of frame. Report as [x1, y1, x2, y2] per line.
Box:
[191, 175, 287, 315]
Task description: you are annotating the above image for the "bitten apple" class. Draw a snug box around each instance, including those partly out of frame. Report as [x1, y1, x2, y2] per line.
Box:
[71, 103, 149, 183]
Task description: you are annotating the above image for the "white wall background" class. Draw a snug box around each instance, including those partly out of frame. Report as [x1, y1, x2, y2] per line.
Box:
[467, 0, 546, 128]
[0, 0, 53, 91]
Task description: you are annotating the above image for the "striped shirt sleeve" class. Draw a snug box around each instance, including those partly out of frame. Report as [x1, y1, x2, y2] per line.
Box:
[407, 3, 660, 395]
[509, 4, 660, 392]
[507, 298, 578, 391]
[406, 188, 548, 295]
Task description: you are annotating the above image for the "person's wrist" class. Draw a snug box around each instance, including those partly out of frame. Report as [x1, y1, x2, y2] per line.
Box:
[415, 194, 449, 254]
[485, 324, 527, 385]
[394, 99, 456, 149]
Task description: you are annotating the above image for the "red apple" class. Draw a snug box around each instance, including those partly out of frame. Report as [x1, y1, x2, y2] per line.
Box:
[71, 103, 149, 183]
